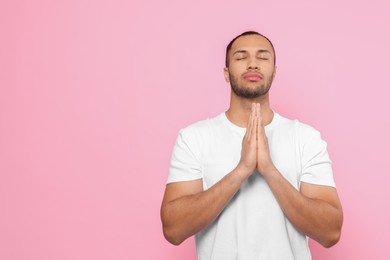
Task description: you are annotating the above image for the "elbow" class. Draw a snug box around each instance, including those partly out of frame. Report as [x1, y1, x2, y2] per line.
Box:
[161, 209, 186, 245]
[161, 205, 186, 245]
[163, 225, 185, 246]
[320, 209, 343, 248]
[320, 227, 342, 248]
[321, 233, 341, 248]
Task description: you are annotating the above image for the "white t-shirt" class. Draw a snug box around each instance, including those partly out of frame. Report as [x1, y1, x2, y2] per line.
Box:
[167, 112, 335, 260]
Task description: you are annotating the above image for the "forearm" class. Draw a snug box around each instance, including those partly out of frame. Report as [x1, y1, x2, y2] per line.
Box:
[161, 165, 249, 245]
[263, 166, 343, 247]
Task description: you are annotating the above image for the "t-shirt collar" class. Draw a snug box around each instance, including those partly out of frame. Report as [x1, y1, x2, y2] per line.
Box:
[220, 111, 280, 135]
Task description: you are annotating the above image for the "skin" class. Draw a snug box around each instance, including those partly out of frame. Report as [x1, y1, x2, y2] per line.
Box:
[161, 34, 343, 247]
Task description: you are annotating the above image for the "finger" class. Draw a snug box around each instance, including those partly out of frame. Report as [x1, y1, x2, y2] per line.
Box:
[256, 103, 264, 135]
[258, 116, 265, 138]
[258, 117, 268, 148]
[256, 103, 261, 119]
[251, 114, 258, 143]
[246, 103, 256, 139]
[254, 103, 260, 139]
[245, 106, 254, 139]
[251, 102, 256, 121]
[250, 103, 257, 139]
[257, 109, 261, 140]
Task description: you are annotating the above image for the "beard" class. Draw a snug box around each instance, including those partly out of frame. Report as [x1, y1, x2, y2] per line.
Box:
[229, 72, 274, 99]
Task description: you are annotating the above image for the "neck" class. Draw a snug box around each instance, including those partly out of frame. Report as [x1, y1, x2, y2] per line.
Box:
[225, 92, 274, 128]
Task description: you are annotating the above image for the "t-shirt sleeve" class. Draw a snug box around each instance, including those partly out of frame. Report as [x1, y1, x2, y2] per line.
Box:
[299, 123, 336, 187]
[167, 129, 203, 184]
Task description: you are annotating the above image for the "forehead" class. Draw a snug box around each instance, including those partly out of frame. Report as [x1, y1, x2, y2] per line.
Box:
[230, 34, 274, 55]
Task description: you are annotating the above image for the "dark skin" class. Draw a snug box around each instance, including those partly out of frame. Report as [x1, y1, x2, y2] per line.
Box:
[161, 34, 343, 247]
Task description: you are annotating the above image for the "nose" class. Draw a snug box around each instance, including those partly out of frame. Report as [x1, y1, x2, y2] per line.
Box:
[247, 57, 259, 71]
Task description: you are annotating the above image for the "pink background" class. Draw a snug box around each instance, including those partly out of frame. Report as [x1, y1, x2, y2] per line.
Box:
[1, 0, 389, 259]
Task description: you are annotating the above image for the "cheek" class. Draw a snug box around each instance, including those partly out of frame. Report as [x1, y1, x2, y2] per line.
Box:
[263, 66, 275, 77]
[229, 66, 243, 78]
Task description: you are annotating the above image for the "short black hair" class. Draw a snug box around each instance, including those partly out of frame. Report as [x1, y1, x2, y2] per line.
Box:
[225, 31, 276, 67]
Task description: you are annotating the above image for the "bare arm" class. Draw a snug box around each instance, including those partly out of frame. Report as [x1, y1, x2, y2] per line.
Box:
[255, 103, 343, 247]
[161, 166, 248, 245]
[262, 167, 343, 247]
[161, 107, 259, 245]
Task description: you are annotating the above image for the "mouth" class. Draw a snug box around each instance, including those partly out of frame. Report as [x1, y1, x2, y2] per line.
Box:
[243, 73, 263, 81]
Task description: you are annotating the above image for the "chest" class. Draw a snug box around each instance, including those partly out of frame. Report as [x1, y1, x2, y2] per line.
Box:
[201, 129, 300, 190]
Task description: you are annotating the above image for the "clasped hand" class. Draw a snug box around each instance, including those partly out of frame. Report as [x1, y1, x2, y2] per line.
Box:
[239, 103, 274, 177]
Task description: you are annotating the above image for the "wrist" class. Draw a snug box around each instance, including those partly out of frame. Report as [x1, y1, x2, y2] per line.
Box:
[258, 163, 277, 178]
[235, 163, 254, 180]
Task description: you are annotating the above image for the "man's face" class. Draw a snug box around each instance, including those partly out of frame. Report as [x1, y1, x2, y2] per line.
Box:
[224, 34, 276, 99]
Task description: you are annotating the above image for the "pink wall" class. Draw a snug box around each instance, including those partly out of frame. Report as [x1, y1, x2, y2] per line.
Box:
[1, 0, 389, 259]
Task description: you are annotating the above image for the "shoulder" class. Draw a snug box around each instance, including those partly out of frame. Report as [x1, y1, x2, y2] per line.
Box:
[276, 113, 322, 137]
[288, 117, 328, 157]
[296, 121, 323, 143]
[272, 114, 327, 153]
[172, 113, 226, 163]
[178, 113, 225, 140]
[274, 113, 297, 128]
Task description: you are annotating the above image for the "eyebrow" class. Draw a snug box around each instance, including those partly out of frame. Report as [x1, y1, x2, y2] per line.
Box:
[233, 49, 272, 55]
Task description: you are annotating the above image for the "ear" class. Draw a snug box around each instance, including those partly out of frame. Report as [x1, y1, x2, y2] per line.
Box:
[223, 67, 230, 83]
[272, 66, 277, 80]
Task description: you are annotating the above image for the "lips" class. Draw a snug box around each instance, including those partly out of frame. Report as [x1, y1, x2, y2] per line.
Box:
[243, 73, 262, 81]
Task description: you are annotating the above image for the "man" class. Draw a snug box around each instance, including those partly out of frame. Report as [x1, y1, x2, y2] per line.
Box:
[161, 31, 343, 259]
